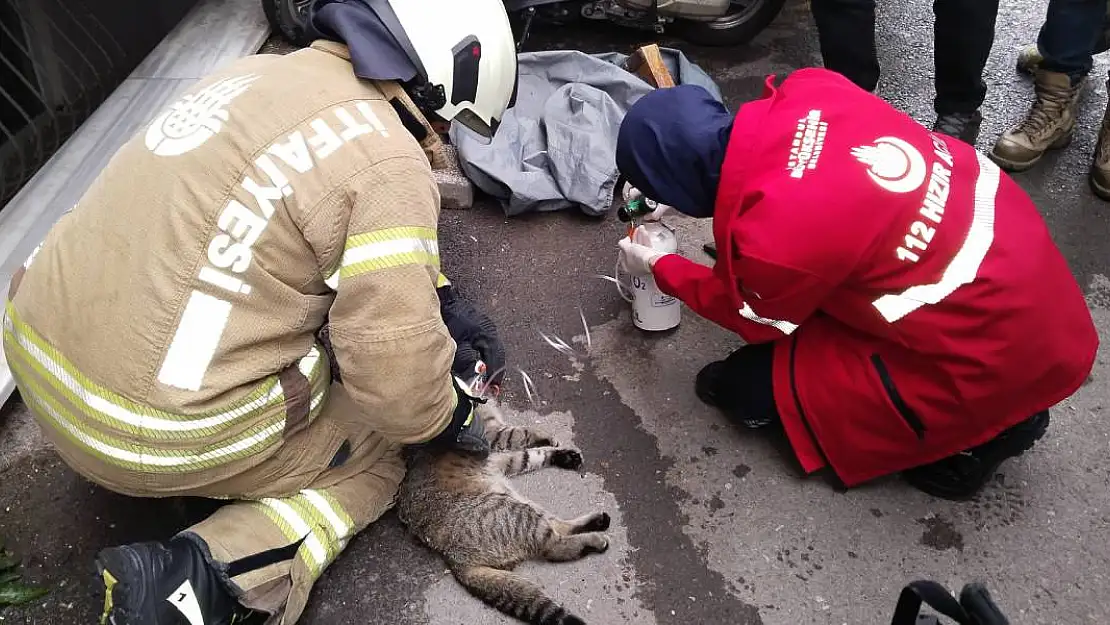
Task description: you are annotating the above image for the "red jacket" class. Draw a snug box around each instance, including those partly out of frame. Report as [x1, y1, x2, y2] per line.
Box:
[653, 69, 1098, 487]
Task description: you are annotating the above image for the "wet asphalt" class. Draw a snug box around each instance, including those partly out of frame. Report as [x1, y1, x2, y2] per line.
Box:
[1, 0, 1109, 623]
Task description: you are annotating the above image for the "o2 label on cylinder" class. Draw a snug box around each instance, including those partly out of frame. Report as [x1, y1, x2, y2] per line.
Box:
[632, 276, 677, 308]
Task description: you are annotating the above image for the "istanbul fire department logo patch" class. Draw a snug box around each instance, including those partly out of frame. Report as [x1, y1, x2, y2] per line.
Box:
[850, 136, 927, 194]
[144, 74, 259, 157]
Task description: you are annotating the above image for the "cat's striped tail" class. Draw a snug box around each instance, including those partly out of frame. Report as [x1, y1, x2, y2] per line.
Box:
[450, 564, 585, 625]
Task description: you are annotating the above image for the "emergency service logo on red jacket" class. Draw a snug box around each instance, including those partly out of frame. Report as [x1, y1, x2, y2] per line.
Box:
[850, 136, 927, 194]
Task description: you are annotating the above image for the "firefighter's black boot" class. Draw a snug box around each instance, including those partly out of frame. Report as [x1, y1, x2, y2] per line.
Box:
[96, 535, 260, 625]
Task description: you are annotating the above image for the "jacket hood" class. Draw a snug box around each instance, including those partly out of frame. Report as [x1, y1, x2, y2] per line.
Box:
[308, 0, 419, 84]
[615, 84, 733, 218]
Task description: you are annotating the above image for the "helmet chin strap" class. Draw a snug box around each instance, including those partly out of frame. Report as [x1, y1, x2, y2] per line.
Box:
[373, 80, 452, 170]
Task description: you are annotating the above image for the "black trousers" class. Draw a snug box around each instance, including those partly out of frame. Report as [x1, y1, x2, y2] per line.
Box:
[809, 0, 1000, 115]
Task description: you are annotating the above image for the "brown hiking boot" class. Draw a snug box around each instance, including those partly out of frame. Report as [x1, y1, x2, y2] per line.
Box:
[1090, 86, 1110, 201]
[989, 70, 1083, 172]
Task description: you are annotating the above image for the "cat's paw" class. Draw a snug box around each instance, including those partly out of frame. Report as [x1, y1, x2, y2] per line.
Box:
[529, 434, 557, 448]
[596, 536, 610, 553]
[580, 534, 609, 555]
[582, 512, 610, 533]
[551, 448, 583, 470]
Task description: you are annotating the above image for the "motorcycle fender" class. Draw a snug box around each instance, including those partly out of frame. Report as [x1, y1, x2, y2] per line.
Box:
[615, 0, 733, 18]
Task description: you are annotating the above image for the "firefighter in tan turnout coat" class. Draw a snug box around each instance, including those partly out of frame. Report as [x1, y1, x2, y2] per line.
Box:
[2, 0, 519, 623]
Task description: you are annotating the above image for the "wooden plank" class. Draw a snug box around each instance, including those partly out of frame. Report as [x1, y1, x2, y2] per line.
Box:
[622, 44, 676, 88]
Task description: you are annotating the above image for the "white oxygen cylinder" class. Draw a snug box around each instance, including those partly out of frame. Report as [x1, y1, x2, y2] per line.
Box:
[629, 222, 681, 331]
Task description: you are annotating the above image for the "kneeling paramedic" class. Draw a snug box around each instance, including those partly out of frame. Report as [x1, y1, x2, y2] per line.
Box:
[2, 0, 519, 622]
[616, 72, 1098, 501]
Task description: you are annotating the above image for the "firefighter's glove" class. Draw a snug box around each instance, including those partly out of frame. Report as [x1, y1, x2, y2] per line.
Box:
[424, 376, 491, 458]
[619, 237, 666, 276]
[438, 285, 506, 388]
[622, 182, 675, 221]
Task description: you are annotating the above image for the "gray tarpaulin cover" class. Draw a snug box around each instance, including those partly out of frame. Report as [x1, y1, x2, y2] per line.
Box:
[449, 48, 725, 217]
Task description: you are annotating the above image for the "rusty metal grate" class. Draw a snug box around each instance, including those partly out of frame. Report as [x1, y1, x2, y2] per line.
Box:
[0, 0, 196, 208]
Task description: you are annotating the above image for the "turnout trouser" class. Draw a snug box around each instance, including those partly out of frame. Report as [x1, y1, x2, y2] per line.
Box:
[181, 382, 405, 624]
[808, 0, 1000, 115]
[40, 380, 405, 625]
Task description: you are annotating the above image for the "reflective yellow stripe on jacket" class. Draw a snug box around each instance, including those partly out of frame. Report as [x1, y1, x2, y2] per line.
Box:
[324, 226, 442, 289]
[2, 302, 329, 473]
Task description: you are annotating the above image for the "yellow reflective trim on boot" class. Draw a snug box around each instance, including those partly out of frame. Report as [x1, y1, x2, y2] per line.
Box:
[436, 272, 451, 288]
[100, 568, 118, 625]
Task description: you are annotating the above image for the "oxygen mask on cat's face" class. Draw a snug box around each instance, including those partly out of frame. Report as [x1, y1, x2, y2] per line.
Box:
[466, 359, 502, 402]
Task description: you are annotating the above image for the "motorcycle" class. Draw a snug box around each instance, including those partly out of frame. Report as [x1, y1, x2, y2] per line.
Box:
[504, 0, 786, 48]
[263, 0, 786, 50]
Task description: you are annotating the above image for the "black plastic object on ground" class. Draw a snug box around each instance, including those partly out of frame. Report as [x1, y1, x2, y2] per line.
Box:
[890, 580, 1010, 625]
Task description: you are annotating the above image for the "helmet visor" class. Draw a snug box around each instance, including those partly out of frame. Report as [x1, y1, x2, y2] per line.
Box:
[453, 109, 497, 140]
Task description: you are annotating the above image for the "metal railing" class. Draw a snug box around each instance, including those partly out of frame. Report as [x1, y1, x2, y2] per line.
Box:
[0, 0, 196, 208]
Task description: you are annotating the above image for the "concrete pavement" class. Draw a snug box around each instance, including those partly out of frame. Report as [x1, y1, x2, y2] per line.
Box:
[1, 0, 1109, 623]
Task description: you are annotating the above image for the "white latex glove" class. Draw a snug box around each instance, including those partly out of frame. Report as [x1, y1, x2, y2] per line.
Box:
[619, 237, 666, 276]
[622, 182, 675, 221]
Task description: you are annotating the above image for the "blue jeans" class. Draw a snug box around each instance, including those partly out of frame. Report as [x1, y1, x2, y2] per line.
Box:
[1038, 0, 1109, 79]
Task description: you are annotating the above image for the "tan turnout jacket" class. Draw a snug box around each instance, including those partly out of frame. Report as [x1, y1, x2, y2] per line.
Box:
[4, 42, 459, 492]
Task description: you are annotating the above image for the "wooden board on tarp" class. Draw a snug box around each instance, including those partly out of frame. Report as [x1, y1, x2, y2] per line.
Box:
[622, 43, 676, 88]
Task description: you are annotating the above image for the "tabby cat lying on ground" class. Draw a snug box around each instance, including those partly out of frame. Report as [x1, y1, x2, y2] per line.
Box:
[397, 401, 612, 625]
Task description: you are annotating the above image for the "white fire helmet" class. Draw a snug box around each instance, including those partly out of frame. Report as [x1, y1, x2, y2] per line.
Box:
[368, 0, 519, 139]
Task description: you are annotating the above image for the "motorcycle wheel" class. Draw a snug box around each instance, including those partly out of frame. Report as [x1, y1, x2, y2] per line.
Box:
[263, 0, 316, 47]
[674, 0, 787, 47]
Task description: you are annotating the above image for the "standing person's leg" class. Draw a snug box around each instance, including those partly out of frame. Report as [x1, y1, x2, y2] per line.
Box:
[1038, 0, 1105, 76]
[931, 0, 1001, 144]
[96, 382, 407, 625]
[991, 0, 1104, 172]
[1018, 0, 1110, 73]
[1101, 1, 1110, 54]
[808, 0, 881, 92]
[1080, 1, 1110, 198]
